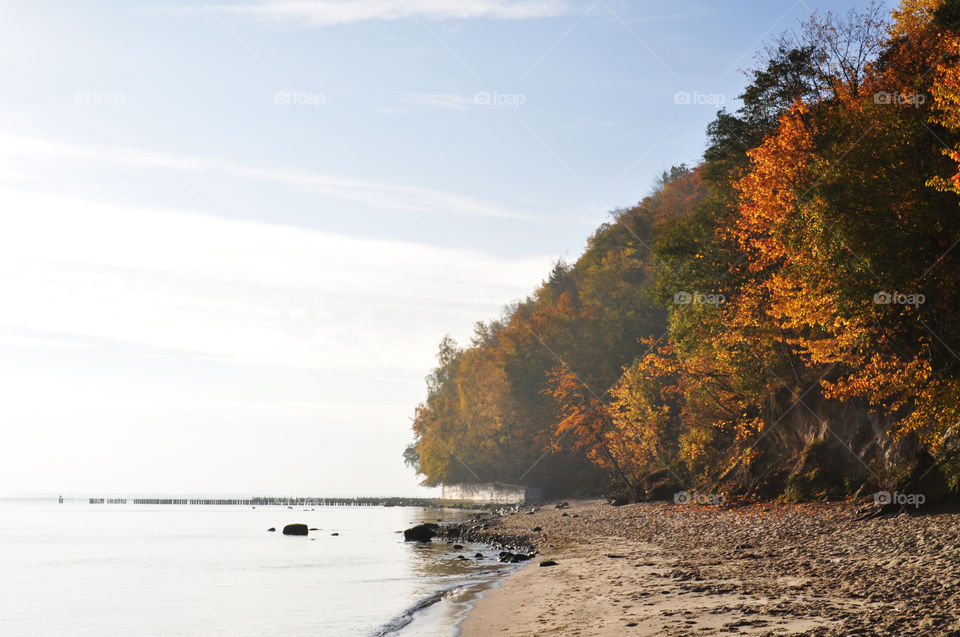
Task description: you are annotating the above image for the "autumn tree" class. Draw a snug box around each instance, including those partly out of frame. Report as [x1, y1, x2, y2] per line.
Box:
[408, 0, 960, 501]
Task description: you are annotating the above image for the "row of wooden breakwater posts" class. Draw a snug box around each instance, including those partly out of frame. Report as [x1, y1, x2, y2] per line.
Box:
[86, 496, 442, 507]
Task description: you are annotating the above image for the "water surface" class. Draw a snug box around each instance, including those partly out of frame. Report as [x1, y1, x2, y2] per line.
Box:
[0, 499, 509, 636]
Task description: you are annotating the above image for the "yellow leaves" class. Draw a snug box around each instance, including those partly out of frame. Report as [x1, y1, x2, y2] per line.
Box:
[819, 349, 958, 442]
[709, 20, 959, 465]
[546, 364, 620, 476]
[763, 272, 866, 367]
[734, 417, 765, 443]
[930, 45, 960, 129]
[889, 0, 944, 40]
[884, 0, 949, 97]
[604, 343, 687, 474]
[927, 33, 960, 194]
[731, 104, 815, 270]
[822, 353, 906, 403]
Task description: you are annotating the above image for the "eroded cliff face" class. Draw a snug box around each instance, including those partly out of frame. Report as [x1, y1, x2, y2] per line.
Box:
[708, 395, 954, 504]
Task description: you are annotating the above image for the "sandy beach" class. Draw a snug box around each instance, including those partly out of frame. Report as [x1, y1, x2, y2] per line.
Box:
[443, 499, 960, 636]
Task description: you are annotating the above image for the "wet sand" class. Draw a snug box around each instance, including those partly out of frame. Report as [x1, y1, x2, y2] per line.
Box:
[446, 499, 960, 636]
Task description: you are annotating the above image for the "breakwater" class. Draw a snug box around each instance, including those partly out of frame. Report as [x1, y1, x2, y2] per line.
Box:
[85, 496, 452, 507]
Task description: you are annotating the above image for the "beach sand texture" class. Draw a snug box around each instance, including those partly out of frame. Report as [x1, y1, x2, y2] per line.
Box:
[456, 500, 960, 636]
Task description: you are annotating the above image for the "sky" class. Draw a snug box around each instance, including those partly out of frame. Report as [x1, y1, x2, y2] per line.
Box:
[0, 0, 867, 497]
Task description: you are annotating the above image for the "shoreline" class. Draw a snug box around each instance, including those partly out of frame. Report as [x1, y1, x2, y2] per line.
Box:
[442, 498, 960, 635]
[381, 517, 527, 637]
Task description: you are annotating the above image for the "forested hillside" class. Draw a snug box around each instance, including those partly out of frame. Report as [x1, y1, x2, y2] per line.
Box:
[406, 0, 960, 502]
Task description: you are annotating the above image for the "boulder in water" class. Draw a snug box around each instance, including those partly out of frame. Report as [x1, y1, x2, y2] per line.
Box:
[403, 523, 438, 542]
[282, 523, 309, 536]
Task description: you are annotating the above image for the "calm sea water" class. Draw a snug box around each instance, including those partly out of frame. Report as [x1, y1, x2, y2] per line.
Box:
[0, 499, 512, 636]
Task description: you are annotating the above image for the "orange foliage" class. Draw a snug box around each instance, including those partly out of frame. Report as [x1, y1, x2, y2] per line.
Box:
[730, 104, 815, 270]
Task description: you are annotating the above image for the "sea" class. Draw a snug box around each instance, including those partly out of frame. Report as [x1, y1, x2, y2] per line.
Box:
[0, 498, 514, 636]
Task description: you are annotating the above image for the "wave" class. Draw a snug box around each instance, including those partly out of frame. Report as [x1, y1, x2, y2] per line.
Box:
[373, 584, 465, 636]
[373, 567, 511, 636]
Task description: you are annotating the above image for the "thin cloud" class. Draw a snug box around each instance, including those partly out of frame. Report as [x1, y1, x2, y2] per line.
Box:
[398, 92, 473, 110]
[0, 188, 555, 372]
[0, 133, 544, 221]
[210, 0, 568, 26]
[581, 116, 617, 128]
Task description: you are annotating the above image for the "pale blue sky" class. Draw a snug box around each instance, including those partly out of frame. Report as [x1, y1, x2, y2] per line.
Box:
[0, 0, 865, 496]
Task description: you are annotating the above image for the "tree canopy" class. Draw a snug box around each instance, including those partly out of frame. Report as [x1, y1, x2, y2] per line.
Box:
[406, 0, 960, 502]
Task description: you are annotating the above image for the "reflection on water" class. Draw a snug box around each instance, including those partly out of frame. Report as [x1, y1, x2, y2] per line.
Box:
[407, 539, 505, 579]
[405, 508, 509, 579]
[0, 500, 513, 637]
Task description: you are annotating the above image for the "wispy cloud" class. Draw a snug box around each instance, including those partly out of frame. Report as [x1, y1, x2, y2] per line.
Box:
[210, 0, 568, 26]
[398, 92, 473, 110]
[0, 171, 551, 495]
[0, 133, 543, 221]
[0, 188, 552, 371]
[581, 116, 616, 128]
